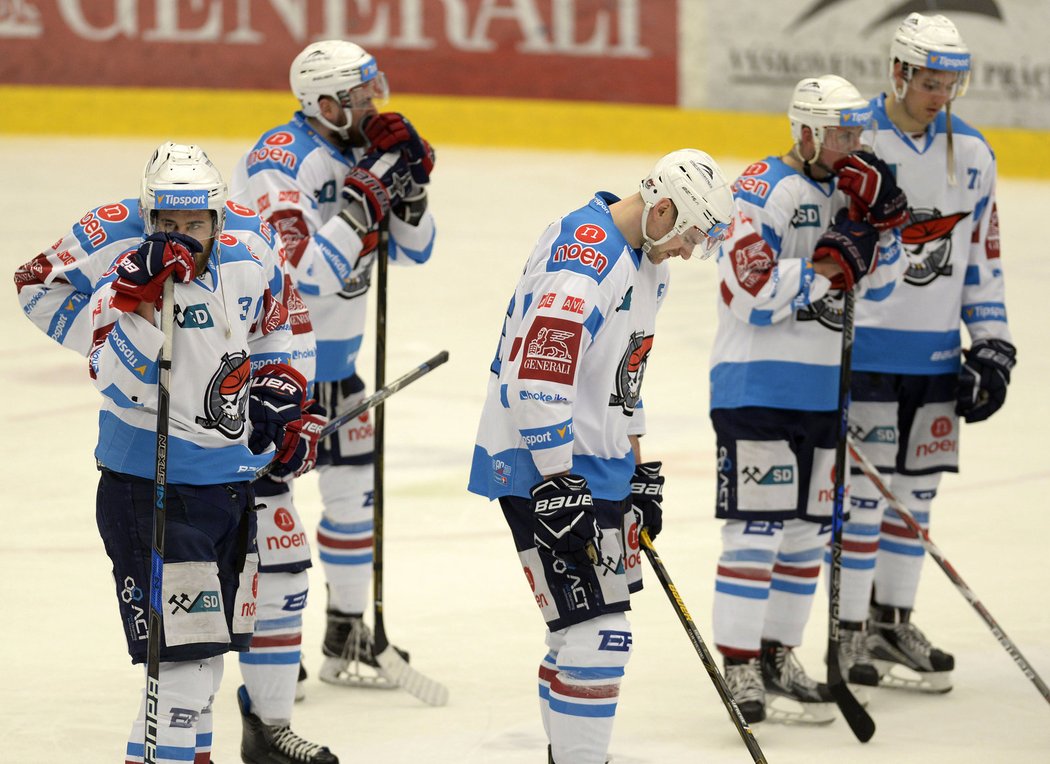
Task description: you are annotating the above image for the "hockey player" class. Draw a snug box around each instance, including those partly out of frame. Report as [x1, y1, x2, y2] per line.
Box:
[468, 149, 735, 764]
[230, 39, 436, 691]
[82, 144, 311, 763]
[13, 143, 337, 764]
[836, 12, 1017, 693]
[710, 75, 908, 724]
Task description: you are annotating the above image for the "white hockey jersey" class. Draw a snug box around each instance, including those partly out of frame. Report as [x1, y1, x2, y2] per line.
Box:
[229, 112, 436, 382]
[468, 193, 668, 502]
[710, 157, 903, 412]
[89, 235, 294, 485]
[854, 94, 1012, 375]
[13, 199, 316, 386]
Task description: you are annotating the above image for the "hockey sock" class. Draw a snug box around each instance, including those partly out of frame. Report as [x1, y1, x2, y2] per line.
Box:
[317, 464, 373, 613]
[874, 473, 940, 607]
[831, 476, 886, 623]
[192, 656, 223, 764]
[538, 629, 565, 742]
[548, 614, 630, 764]
[125, 659, 216, 764]
[713, 520, 779, 652]
[764, 519, 827, 646]
[239, 569, 308, 724]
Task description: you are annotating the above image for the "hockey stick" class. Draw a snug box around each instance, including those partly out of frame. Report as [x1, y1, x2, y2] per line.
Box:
[826, 287, 876, 742]
[144, 278, 175, 764]
[847, 437, 1050, 706]
[252, 350, 449, 481]
[640, 529, 768, 763]
[371, 223, 449, 706]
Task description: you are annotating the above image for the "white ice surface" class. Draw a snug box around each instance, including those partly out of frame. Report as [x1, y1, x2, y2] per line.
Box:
[1, 137, 1048, 763]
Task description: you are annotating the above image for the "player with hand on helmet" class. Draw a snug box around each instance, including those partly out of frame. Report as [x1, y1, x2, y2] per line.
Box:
[838, 12, 1017, 696]
[229, 39, 437, 714]
[707, 75, 908, 726]
[14, 142, 336, 764]
[468, 149, 734, 764]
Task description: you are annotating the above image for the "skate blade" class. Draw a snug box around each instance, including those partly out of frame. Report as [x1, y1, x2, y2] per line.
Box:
[765, 696, 837, 725]
[318, 656, 400, 690]
[873, 661, 952, 693]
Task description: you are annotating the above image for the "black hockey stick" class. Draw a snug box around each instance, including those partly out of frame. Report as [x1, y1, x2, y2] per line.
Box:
[827, 287, 876, 742]
[252, 351, 449, 481]
[848, 437, 1050, 706]
[370, 222, 449, 706]
[640, 529, 768, 763]
[143, 279, 175, 764]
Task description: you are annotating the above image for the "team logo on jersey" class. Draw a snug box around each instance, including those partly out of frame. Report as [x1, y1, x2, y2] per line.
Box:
[609, 330, 653, 415]
[796, 289, 845, 331]
[900, 208, 970, 286]
[195, 351, 251, 439]
[519, 316, 581, 385]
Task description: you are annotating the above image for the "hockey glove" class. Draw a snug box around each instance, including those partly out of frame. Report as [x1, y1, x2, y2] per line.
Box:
[813, 209, 879, 291]
[630, 461, 664, 541]
[270, 398, 328, 480]
[956, 338, 1017, 423]
[339, 149, 412, 237]
[531, 474, 600, 566]
[364, 112, 436, 186]
[111, 232, 199, 311]
[835, 151, 909, 231]
[248, 362, 308, 459]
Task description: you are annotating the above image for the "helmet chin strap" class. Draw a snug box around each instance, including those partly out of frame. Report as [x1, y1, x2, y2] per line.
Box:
[316, 106, 354, 142]
[791, 143, 836, 180]
[640, 200, 676, 254]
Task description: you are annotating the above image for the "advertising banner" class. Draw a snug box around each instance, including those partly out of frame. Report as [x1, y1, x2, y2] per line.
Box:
[0, 0, 677, 104]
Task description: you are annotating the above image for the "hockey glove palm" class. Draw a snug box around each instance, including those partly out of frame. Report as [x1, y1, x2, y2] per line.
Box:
[835, 151, 909, 231]
[813, 209, 879, 291]
[956, 338, 1017, 423]
[248, 363, 308, 459]
[269, 399, 328, 480]
[364, 112, 436, 186]
[112, 232, 199, 310]
[531, 474, 600, 566]
[630, 461, 664, 540]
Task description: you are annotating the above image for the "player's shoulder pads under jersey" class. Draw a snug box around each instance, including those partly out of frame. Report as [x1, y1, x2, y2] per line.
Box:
[731, 156, 794, 209]
[545, 193, 635, 284]
[72, 199, 145, 255]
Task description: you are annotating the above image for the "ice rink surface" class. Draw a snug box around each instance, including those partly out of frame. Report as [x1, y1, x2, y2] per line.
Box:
[2, 137, 1048, 763]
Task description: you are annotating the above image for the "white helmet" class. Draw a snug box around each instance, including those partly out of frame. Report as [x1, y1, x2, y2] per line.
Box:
[788, 75, 873, 158]
[639, 149, 734, 258]
[140, 142, 227, 236]
[890, 13, 971, 99]
[290, 39, 389, 139]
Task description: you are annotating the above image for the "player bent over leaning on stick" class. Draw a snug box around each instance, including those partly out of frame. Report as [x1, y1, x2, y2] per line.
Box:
[469, 150, 735, 764]
[709, 75, 908, 724]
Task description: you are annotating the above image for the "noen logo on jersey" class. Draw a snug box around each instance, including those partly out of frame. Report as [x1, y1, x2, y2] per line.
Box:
[154, 192, 208, 210]
[927, 52, 971, 72]
[553, 242, 609, 275]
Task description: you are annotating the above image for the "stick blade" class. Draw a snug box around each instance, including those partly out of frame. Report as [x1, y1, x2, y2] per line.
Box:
[375, 646, 450, 707]
[830, 682, 875, 742]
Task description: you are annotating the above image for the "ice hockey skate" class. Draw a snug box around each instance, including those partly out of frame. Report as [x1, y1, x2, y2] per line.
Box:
[319, 609, 410, 689]
[238, 685, 339, 764]
[760, 640, 836, 724]
[868, 604, 954, 693]
[723, 657, 766, 724]
[826, 620, 880, 704]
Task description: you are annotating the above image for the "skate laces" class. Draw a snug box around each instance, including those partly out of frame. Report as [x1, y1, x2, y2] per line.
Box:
[270, 726, 329, 761]
[893, 620, 936, 658]
[842, 628, 874, 667]
[726, 659, 764, 703]
[776, 646, 821, 691]
[343, 617, 376, 663]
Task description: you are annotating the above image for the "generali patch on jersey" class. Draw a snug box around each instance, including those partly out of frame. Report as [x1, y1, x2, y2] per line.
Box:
[517, 315, 581, 385]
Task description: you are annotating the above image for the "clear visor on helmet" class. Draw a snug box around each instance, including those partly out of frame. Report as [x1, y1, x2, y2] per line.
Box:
[336, 72, 390, 111]
[904, 65, 968, 100]
[823, 104, 876, 154]
[680, 219, 730, 258]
